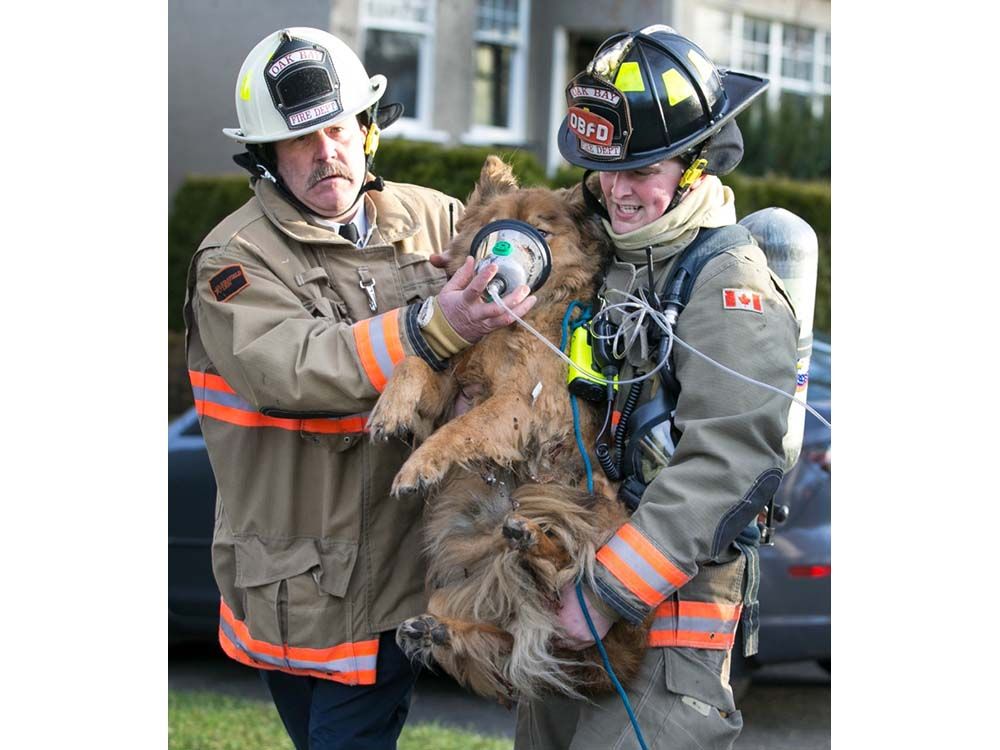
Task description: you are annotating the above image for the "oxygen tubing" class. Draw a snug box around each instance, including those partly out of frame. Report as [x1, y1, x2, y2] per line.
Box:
[575, 583, 650, 750]
[491, 289, 832, 430]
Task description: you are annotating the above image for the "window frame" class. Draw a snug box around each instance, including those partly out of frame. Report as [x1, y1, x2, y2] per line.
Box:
[462, 0, 531, 146]
[359, 0, 447, 141]
[692, 7, 831, 108]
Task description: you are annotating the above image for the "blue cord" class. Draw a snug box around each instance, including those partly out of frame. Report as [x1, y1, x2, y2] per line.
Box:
[562, 302, 594, 494]
[569, 394, 594, 494]
[575, 583, 650, 750]
[562, 302, 646, 747]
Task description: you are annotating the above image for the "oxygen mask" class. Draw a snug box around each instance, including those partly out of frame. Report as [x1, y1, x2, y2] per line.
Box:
[469, 219, 552, 301]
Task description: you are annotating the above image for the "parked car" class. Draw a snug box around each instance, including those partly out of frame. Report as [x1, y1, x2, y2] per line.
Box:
[169, 340, 832, 680]
[728, 336, 831, 695]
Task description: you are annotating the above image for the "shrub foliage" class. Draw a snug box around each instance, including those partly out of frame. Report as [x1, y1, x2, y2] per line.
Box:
[168, 139, 830, 415]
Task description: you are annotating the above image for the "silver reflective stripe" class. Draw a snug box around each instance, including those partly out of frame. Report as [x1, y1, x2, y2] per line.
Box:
[196, 386, 253, 410]
[221, 618, 373, 676]
[652, 614, 739, 634]
[606, 534, 673, 595]
[220, 618, 289, 670]
[367, 314, 396, 381]
[287, 653, 377, 674]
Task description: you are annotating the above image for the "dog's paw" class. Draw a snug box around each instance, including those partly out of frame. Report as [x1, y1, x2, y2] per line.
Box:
[502, 515, 537, 551]
[397, 614, 451, 652]
[391, 456, 449, 496]
[367, 398, 415, 444]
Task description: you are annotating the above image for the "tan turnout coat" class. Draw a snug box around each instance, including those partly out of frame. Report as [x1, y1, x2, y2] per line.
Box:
[183, 177, 461, 684]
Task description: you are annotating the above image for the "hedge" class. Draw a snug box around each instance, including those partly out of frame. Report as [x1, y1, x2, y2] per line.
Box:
[168, 139, 829, 414]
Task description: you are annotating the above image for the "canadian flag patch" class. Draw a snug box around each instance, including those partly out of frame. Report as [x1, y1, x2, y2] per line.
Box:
[722, 288, 763, 313]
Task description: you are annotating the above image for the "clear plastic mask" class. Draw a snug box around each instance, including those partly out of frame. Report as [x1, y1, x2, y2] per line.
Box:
[468, 219, 552, 299]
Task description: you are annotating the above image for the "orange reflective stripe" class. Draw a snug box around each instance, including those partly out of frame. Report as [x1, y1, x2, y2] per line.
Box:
[284, 638, 379, 664]
[221, 627, 376, 684]
[220, 600, 285, 659]
[647, 630, 737, 649]
[353, 318, 386, 391]
[189, 369, 237, 394]
[596, 545, 663, 606]
[616, 524, 688, 588]
[194, 400, 368, 434]
[219, 601, 378, 685]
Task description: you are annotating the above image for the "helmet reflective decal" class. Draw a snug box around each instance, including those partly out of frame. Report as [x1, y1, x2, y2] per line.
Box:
[662, 69, 695, 107]
[613, 61, 646, 93]
[240, 70, 254, 101]
[264, 34, 343, 131]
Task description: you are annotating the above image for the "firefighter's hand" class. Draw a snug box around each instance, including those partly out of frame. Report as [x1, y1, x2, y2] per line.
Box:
[553, 582, 616, 650]
[436, 257, 536, 344]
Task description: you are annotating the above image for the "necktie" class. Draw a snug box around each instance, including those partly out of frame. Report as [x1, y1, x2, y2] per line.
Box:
[338, 222, 360, 245]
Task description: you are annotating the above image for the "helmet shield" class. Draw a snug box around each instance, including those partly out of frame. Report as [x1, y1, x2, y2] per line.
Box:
[265, 34, 343, 131]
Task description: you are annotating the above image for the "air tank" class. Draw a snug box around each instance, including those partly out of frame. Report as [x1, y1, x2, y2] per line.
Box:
[739, 207, 819, 468]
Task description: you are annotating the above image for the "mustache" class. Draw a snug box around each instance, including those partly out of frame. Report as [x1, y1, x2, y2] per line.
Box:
[308, 161, 353, 188]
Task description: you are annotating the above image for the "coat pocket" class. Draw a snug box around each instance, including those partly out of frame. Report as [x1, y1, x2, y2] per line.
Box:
[662, 646, 738, 715]
[234, 536, 359, 647]
[396, 252, 448, 303]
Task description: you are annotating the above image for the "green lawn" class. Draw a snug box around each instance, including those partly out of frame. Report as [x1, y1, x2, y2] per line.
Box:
[168, 690, 513, 750]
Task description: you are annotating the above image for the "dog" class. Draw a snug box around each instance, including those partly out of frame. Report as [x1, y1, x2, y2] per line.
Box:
[367, 156, 649, 703]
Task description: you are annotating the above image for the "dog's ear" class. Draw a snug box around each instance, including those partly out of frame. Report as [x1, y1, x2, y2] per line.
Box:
[561, 181, 613, 259]
[467, 155, 519, 206]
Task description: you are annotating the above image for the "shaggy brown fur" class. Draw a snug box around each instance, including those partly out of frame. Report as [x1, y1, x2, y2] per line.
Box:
[368, 156, 650, 703]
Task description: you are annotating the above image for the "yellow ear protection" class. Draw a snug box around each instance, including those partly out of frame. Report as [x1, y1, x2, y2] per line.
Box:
[677, 157, 707, 190]
[665, 143, 710, 213]
[364, 120, 380, 157]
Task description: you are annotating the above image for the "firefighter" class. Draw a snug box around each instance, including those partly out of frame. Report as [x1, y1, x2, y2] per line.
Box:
[183, 27, 535, 750]
[515, 25, 799, 749]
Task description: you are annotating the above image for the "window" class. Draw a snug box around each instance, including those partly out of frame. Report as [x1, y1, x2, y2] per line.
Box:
[781, 23, 815, 82]
[822, 32, 831, 85]
[691, 8, 830, 104]
[360, 0, 437, 134]
[741, 16, 770, 75]
[466, 0, 529, 143]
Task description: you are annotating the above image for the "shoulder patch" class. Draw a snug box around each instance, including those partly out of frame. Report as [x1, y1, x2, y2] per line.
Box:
[722, 288, 763, 314]
[210, 264, 250, 302]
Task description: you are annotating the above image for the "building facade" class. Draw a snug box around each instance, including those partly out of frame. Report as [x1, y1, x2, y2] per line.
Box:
[168, 0, 830, 196]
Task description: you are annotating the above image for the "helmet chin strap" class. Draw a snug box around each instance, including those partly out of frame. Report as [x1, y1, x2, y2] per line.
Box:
[581, 170, 610, 222]
[664, 140, 710, 214]
[233, 139, 385, 224]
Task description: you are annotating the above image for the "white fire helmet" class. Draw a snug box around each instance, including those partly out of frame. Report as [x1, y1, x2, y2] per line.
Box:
[223, 27, 387, 144]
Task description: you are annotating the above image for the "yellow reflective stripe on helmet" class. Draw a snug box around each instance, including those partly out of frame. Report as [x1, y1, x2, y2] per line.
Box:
[240, 70, 254, 101]
[613, 61, 646, 92]
[661, 68, 694, 106]
[686, 50, 715, 83]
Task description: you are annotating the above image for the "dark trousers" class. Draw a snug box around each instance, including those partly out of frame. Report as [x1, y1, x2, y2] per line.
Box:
[259, 631, 420, 750]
